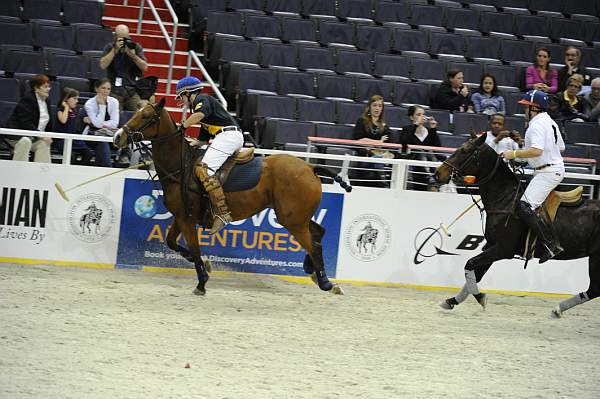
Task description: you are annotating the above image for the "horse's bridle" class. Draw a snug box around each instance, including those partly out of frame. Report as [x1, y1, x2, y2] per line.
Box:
[121, 103, 182, 144]
[442, 140, 501, 186]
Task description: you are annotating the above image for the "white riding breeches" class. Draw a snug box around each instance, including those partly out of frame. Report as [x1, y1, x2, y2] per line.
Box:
[521, 165, 564, 209]
[203, 128, 244, 176]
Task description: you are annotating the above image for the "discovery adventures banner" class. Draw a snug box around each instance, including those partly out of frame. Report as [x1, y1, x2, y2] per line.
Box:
[116, 178, 344, 276]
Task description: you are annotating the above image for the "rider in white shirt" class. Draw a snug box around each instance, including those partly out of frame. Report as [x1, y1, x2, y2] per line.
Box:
[502, 90, 565, 263]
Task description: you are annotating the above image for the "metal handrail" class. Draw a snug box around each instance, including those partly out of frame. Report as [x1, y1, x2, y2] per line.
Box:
[186, 50, 228, 109]
[136, 0, 178, 95]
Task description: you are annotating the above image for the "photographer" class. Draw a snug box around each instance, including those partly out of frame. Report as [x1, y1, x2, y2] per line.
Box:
[99, 24, 148, 112]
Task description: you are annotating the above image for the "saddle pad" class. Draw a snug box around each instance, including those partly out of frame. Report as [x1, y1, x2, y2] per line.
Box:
[223, 156, 263, 192]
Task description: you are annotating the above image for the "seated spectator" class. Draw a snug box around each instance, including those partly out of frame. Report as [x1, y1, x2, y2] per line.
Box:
[583, 77, 600, 123]
[557, 46, 590, 92]
[399, 105, 441, 191]
[526, 48, 557, 94]
[484, 114, 521, 154]
[432, 70, 474, 112]
[99, 24, 148, 111]
[549, 74, 587, 122]
[351, 95, 392, 187]
[83, 78, 120, 167]
[471, 74, 506, 115]
[55, 88, 94, 165]
[5, 74, 53, 163]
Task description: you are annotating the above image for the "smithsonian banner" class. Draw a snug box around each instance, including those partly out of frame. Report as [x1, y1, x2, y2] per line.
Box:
[116, 178, 344, 276]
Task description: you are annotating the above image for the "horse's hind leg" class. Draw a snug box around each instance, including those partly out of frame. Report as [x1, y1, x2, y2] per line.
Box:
[177, 219, 209, 295]
[551, 254, 599, 318]
[302, 220, 324, 275]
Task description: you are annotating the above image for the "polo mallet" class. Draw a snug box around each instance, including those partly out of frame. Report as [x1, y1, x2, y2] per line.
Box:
[54, 161, 153, 202]
[439, 198, 482, 237]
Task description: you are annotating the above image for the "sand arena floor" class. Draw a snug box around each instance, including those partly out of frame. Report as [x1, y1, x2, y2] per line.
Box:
[1, 262, 599, 399]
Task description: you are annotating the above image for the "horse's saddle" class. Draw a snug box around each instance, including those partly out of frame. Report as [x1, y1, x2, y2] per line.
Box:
[197, 148, 263, 192]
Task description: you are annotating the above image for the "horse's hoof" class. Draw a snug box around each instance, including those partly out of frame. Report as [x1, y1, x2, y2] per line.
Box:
[310, 273, 318, 285]
[476, 293, 487, 310]
[440, 299, 455, 310]
[318, 281, 334, 291]
[330, 284, 344, 295]
[550, 307, 562, 319]
[193, 287, 206, 296]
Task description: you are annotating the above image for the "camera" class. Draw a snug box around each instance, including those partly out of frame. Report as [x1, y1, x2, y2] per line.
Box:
[121, 37, 137, 50]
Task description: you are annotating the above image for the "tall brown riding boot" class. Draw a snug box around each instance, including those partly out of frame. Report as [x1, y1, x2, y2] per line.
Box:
[195, 164, 232, 234]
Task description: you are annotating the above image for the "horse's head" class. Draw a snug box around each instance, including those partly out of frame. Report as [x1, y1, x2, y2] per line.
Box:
[435, 132, 497, 185]
[114, 97, 169, 148]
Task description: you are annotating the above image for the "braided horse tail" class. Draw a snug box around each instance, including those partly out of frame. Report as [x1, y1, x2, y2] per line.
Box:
[312, 166, 352, 192]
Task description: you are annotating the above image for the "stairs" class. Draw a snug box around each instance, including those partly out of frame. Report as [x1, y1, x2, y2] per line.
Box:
[103, 0, 206, 124]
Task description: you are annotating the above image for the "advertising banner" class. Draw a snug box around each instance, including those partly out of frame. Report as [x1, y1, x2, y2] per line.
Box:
[336, 188, 589, 294]
[116, 177, 344, 276]
[0, 161, 124, 264]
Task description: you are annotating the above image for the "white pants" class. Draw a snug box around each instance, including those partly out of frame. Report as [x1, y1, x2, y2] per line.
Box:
[10, 137, 51, 163]
[203, 129, 244, 176]
[521, 165, 564, 209]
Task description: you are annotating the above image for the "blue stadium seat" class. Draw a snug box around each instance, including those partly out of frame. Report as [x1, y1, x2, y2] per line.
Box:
[228, 0, 264, 11]
[444, 7, 479, 31]
[411, 4, 444, 27]
[337, 0, 373, 20]
[549, 18, 584, 41]
[427, 109, 451, 132]
[265, 0, 301, 14]
[374, 1, 410, 24]
[22, 0, 61, 21]
[514, 14, 550, 38]
[73, 24, 113, 52]
[335, 50, 372, 76]
[207, 11, 243, 36]
[373, 53, 410, 79]
[564, 121, 600, 145]
[33, 21, 75, 51]
[0, 78, 20, 102]
[298, 46, 335, 71]
[241, 93, 297, 132]
[84, 51, 107, 80]
[236, 67, 278, 93]
[0, 101, 17, 129]
[429, 32, 466, 58]
[317, 74, 354, 100]
[277, 70, 316, 97]
[336, 101, 366, 125]
[262, 118, 315, 148]
[479, 11, 515, 35]
[563, 2, 597, 17]
[63, 0, 104, 25]
[0, 1, 20, 18]
[1, 46, 43, 75]
[56, 76, 91, 94]
[447, 61, 482, 84]
[500, 39, 535, 63]
[502, 114, 526, 133]
[392, 29, 429, 54]
[259, 42, 297, 68]
[439, 134, 468, 148]
[392, 81, 430, 107]
[484, 64, 521, 88]
[318, 21, 355, 46]
[411, 58, 446, 82]
[452, 112, 489, 134]
[302, 0, 336, 16]
[528, 0, 564, 13]
[281, 18, 317, 43]
[385, 105, 410, 128]
[356, 25, 392, 53]
[465, 36, 501, 61]
[504, 90, 525, 115]
[0, 21, 33, 46]
[46, 51, 88, 79]
[244, 15, 281, 39]
[315, 123, 354, 140]
[297, 98, 336, 123]
[355, 78, 392, 102]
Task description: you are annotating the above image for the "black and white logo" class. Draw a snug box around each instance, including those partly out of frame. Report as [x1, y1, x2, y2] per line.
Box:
[68, 193, 115, 243]
[344, 214, 391, 261]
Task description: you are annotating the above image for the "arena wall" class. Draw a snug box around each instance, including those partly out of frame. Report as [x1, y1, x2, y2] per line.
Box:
[0, 160, 590, 294]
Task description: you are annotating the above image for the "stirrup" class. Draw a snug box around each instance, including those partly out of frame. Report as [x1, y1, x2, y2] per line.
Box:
[539, 243, 564, 264]
[207, 213, 231, 235]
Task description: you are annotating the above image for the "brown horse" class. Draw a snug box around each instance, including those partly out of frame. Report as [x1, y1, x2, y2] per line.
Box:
[113, 98, 350, 295]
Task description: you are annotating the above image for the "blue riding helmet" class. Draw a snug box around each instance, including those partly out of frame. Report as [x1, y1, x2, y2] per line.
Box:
[518, 89, 549, 110]
[175, 76, 203, 99]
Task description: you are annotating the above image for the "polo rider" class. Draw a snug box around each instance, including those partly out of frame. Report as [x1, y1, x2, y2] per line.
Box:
[502, 90, 565, 263]
[174, 76, 244, 234]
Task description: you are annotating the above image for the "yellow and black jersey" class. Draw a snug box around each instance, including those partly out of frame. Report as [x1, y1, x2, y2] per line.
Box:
[191, 94, 239, 137]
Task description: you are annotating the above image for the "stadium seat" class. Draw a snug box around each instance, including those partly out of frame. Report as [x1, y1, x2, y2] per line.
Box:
[504, 90, 525, 115]
[500, 39, 535, 63]
[356, 25, 392, 53]
[427, 109, 452, 132]
[411, 58, 446, 83]
[1, 46, 43, 75]
[22, 0, 61, 21]
[373, 53, 409, 79]
[563, 2, 597, 17]
[317, 74, 354, 100]
[0, 78, 20, 102]
[33, 21, 75, 51]
[514, 14, 550, 38]
[0, 101, 17, 129]
[298, 46, 335, 72]
[564, 121, 600, 145]
[337, 0, 373, 20]
[281, 18, 317, 43]
[0, 1, 20, 18]
[452, 112, 489, 134]
[302, 0, 336, 16]
[318, 21, 355, 46]
[447, 61, 482, 84]
[429, 32, 466, 58]
[259, 42, 297, 68]
[84, 51, 107, 80]
[385, 105, 410, 129]
[355, 78, 392, 102]
[242, 93, 297, 132]
[244, 15, 280, 39]
[336, 101, 366, 125]
[56, 77, 91, 94]
[392, 29, 429, 55]
[315, 123, 354, 140]
[63, 0, 104, 25]
[374, 1, 410, 24]
[228, 0, 264, 11]
[484, 64, 520, 88]
[219, 38, 260, 65]
[444, 7, 479, 31]
[439, 134, 468, 148]
[277, 70, 316, 97]
[479, 11, 515, 35]
[236, 67, 278, 93]
[265, 0, 301, 14]
[297, 98, 336, 123]
[73, 24, 113, 52]
[550, 18, 584, 42]
[465, 36, 501, 62]
[335, 50, 372, 76]
[207, 11, 243, 37]
[503, 114, 527, 133]
[0, 21, 33, 46]
[46, 52, 88, 79]
[392, 81, 430, 107]
[261, 118, 315, 148]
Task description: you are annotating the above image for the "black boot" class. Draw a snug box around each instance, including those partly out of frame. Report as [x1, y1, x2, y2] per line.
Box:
[516, 201, 563, 263]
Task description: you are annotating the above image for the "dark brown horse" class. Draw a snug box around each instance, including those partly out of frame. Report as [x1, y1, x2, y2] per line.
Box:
[114, 98, 349, 295]
[435, 133, 600, 318]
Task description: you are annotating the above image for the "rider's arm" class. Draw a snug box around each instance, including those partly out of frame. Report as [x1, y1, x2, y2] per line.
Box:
[182, 111, 205, 129]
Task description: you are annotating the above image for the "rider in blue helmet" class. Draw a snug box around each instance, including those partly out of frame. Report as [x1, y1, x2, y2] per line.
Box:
[502, 89, 565, 263]
[175, 76, 243, 234]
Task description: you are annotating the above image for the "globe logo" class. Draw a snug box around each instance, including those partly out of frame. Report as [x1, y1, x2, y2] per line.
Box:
[134, 195, 157, 219]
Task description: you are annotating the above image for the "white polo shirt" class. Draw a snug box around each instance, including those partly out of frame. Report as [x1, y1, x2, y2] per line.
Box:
[524, 112, 565, 169]
[484, 131, 519, 154]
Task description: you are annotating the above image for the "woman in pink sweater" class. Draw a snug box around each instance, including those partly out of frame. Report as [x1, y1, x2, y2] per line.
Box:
[525, 47, 558, 93]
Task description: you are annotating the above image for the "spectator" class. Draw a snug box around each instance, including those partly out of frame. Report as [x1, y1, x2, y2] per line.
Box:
[583, 77, 600, 123]
[549, 74, 587, 122]
[471, 74, 506, 115]
[83, 78, 119, 167]
[99, 24, 148, 111]
[55, 88, 94, 165]
[351, 95, 392, 187]
[557, 46, 590, 92]
[399, 105, 441, 191]
[526, 48, 557, 94]
[432, 70, 474, 112]
[483, 114, 521, 154]
[5, 74, 53, 163]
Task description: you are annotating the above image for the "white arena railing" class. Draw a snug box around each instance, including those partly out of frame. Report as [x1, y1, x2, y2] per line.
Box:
[1, 127, 599, 199]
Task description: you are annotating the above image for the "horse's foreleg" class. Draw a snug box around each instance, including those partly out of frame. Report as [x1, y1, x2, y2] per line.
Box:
[551, 253, 599, 318]
[178, 221, 209, 295]
[165, 219, 195, 262]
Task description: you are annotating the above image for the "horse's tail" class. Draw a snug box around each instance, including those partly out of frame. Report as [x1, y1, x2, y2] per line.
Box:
[313, 166, 352, 192]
